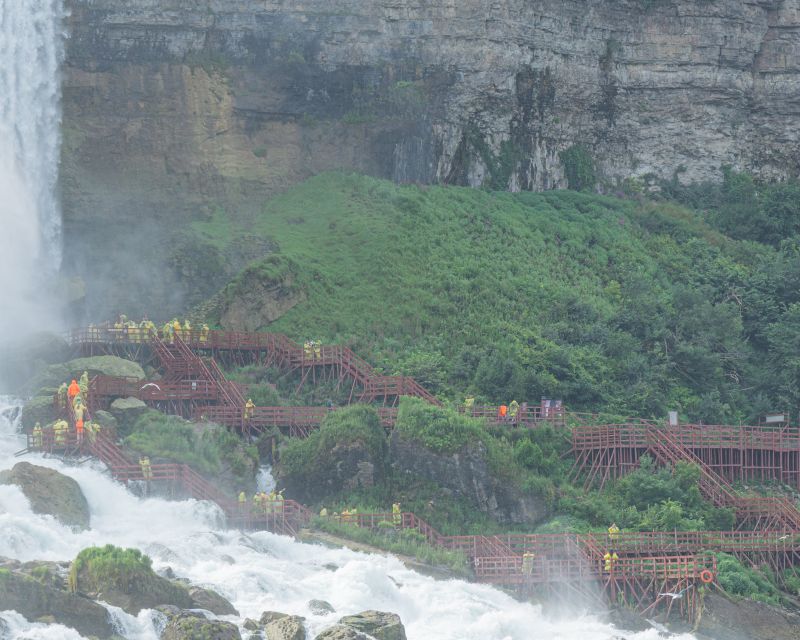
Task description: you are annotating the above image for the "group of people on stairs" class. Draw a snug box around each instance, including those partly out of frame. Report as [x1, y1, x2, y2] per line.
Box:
[34, 371, 99, 451]
[105, 314, 211, 344]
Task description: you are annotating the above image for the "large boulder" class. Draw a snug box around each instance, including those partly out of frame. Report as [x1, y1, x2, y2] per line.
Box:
[308, 599, 335, 615]
[337, 611, 406, 640]
[265, 615, 306, 640]
[109, 397, 148, 428]
[697, 593, 800, 640]
[69, 545, 192, 615]
[92, 409, 118, 431]
[0, 462, 90, 530]
[187, 585, 239, 616]
[0, 566, 114, 638]
[26, 355, 146, 394]
[158, 606, 242, 640]
[314, 626, 369, 640]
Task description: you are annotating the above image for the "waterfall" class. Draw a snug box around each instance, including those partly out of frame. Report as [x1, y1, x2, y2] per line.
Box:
[0, 0, 65, 340]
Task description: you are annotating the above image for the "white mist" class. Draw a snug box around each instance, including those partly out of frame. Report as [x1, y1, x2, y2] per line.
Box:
[0, 0, 65, 341]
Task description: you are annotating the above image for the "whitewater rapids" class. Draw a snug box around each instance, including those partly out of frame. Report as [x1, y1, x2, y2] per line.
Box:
[0, 399, 696, 639]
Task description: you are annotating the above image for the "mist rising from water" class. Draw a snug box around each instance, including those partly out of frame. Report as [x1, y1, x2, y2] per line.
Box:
[0, 0, 65, 341]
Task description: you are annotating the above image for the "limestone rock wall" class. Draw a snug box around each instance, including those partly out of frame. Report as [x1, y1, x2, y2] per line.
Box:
[61, 0, 800, 314]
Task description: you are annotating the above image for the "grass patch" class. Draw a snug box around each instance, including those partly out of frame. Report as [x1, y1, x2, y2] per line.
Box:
[193, 171, 797, 422]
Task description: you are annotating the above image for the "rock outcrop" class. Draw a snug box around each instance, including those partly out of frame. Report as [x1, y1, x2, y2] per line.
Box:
[187, 585, 239, 616]
[316, 611, 406, 640]
[0, 462, 90, 530]
[216, 258, 306, 332]
[308, 599, 336, 615]
[70, 546, 193, 615]
[62, 0, 800, 316]
[158, 606, 242, 640]
[275, 406, 389, 503]
[0, 566, 113, 638]
[264, 614, 306, 640]
[390, 431, 549, 525]
[337, 611, 406, 640]
[696, 593, 800, 640]
[109, 397, 148, 428]
[314, 627, 369, 640]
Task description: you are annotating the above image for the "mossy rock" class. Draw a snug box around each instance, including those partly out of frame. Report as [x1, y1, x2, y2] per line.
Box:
[21, 396, 57, 430]
[337, 611, 406, 640]
[69, 545, 192, 615]
[109, 397, 148, 429]
[92, 409, 118, 431]
[265, 615, 306, 640]
[26, 355, 145, 393]
[0, 462, 90, 529]
[0, 566, 113, 638]
[158, 606, 242, 640]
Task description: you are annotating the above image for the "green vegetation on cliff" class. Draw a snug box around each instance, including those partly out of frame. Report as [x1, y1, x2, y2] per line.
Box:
[124, 410, 258, 484]
[196, 172, 798, 422]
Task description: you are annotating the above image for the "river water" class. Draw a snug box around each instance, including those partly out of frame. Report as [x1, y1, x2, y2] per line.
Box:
[0, 398, 698, 640]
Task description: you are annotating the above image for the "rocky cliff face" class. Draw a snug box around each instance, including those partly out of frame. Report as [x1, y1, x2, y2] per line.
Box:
[61, 0, 800, 313]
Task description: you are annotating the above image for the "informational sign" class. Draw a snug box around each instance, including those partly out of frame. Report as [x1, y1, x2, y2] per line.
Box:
[668, 411, 678, 426]
[765, 414, 785, 424]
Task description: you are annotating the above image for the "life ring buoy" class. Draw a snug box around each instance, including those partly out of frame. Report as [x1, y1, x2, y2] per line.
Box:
[700, 569, 714, 584]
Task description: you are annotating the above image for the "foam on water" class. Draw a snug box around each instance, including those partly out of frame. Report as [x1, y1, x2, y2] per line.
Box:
[0, 396, 699, 640]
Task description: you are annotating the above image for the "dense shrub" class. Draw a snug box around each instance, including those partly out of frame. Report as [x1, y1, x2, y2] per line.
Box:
[68, 545, 152, 594]
[124, 410, 256, 481]
[280, 404, 388, 478]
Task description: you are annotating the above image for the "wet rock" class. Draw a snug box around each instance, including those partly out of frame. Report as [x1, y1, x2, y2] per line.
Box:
[244, 618, 261, 630]
[0, 462, 90, 529]
[264, 614, 306, 640]
[313, 625, 369, 640]
[157, 606, 242, 640]
[109, 396, 148, 426]
[70, 545, 193, 615]
[91, 409, 118, 431]
[338, 611, 406, 640]
[0, 568, 114, 638]
[696, 593, 800, 640]
[187, 585, 239, 616]
[308, 599, 335, 615]
[260, 611, 290, 626]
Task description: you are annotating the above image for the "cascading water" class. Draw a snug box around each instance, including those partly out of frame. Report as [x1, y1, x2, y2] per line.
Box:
[0, 397, 699, 640]
[0, 0, 65, 341]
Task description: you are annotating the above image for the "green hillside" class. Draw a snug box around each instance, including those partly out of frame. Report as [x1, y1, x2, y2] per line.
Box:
[192, 172, 798, 422]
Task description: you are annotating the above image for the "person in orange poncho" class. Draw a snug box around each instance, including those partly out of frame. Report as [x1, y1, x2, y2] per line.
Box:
[67, 380, 80, 399]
